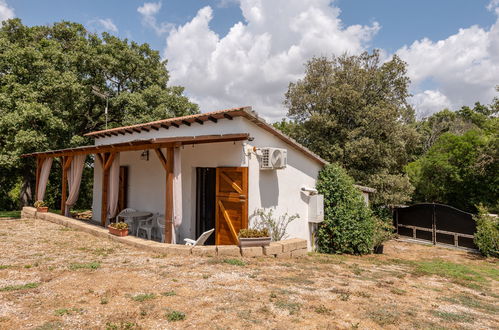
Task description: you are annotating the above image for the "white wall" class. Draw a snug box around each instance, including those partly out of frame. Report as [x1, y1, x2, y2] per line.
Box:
[92, 116, 323, 249]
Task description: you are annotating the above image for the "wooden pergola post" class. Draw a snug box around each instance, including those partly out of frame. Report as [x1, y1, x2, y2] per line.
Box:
[100, 152, 116, 226]
[165, 146, 174, 244]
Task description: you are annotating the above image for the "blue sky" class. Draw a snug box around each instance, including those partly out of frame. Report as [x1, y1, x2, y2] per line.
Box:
[2, 0, 499, 119]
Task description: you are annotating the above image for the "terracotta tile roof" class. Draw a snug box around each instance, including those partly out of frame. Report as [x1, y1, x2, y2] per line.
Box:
[85, 106, 328, 165]
[84, 106, 252, 138]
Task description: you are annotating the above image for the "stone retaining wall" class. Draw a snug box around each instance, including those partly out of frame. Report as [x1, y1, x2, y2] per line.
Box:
[21, 207, 308, 258]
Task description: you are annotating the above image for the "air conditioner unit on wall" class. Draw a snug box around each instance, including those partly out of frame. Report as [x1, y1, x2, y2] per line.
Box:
[260, 147, 287, 170]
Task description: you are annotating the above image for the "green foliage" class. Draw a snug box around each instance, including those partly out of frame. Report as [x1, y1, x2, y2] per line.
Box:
[0, 210, 20, 218]
[238, 228, 269, 238]
[372, 217, 394, 247]
[0, 19, 198, 209]
[316, 164, 375, 255]
[109, 222, 128, 230]
[68, 262, 101, 270]
[283, 50, 419, 206]
[34, 200, 46, 208]
[223, 258, 246, 266]
[0, 282, 40, 291]
[406, 129, 498, 213]
[131, 293, 156, 302]
[473, 205, 499, 257]
[251, 208, 299, 241]
[166, 310, 186, 322]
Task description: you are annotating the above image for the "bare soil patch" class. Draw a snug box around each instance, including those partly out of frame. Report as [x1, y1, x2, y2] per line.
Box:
[0, 219, 497, 329]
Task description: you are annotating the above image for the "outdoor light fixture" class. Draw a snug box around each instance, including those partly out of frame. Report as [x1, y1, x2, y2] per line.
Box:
[140, 150, 149, 161]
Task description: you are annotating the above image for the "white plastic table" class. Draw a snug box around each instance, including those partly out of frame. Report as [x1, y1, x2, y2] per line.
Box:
[121, 211, 152, 235]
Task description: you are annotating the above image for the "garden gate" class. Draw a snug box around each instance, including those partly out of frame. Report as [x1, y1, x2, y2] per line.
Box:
[394, 203, 477, 250]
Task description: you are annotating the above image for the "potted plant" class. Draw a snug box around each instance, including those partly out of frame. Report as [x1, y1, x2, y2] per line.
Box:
[372, 218, 394, 254]
[238, 228, 271, 247]
[34, 200, 49, 213]
[108, 222, 129, 237]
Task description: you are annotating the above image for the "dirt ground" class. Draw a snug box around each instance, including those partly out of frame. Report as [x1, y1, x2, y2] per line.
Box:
[0, 218, 497, 330]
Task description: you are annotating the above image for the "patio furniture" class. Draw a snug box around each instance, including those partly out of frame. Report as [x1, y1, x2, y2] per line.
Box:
[184, 228, 215, 246]
[155, 215, 166, 242]
[136, 213, 158, 239]
[116, 208, 136, 232]
[120, 211, 152, 235]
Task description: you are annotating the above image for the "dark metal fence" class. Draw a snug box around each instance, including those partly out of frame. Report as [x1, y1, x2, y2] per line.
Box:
[394, 203, 477, 250]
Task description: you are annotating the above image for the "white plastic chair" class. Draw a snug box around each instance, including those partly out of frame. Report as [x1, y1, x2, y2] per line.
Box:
[136, 213, 158, 240]
[116, 208, 137, 233]
[184, 228, 215, 246]
[155, 215, 166, 242]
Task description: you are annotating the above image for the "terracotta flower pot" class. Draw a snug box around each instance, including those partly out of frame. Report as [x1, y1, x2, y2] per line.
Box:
[36, 206, 49, 213]
[238, 237, 271, 247]
[108, 226, 129, 237]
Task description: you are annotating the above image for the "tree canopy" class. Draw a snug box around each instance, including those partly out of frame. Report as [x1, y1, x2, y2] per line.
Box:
[281, 50, 419, 206]
[0, 19, 198, 209]
[406, 103, 498, 213]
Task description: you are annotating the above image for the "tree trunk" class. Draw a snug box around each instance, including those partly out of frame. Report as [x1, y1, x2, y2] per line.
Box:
[19, 174, 33, 207]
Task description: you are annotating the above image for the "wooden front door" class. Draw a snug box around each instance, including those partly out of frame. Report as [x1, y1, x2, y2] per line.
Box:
[215, 167, 248, 245]
[117, 166, 128, 214]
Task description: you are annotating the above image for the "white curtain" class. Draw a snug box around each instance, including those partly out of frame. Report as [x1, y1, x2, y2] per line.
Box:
[172, 147, 182, 243]
[36, 157, 53, 201]
[107, 153, 120, 220]
[65, 154, 86, 216]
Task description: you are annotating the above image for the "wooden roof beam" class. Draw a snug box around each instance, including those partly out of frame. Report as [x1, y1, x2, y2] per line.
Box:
[195, 118, 203, 125]
[208, 116, 218, 123]
[224, 113, 233, 120]
[182, 120, 191, 126]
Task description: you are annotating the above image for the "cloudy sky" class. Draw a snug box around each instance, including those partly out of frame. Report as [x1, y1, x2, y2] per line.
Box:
[3, 0, 499, 120]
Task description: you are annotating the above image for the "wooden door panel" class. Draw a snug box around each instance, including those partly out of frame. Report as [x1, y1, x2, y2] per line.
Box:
[215, 167, 248, 245]
[217, 168, 247, 199]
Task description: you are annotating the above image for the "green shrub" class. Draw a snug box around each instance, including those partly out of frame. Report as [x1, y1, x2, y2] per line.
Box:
[372, 217, 395, 247]
[473, 205, 499, 257]
[316, 164, 375, 255]
[252, 208, 299, 241]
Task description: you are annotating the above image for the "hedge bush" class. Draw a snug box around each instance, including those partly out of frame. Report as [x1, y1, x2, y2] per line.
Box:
[473, 205, 499, 257]
[316, 164, 375, 255]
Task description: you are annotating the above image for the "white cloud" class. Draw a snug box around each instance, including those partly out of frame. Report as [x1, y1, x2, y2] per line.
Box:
[138, 2, 172, 35]
[0, 0, 14, 22]
[164, 0, 379, 121]
[91, 18, 118, 33]
[396, 10, 499, 117]
[410, 90, 452, 119]
[487, 0, 499, 13]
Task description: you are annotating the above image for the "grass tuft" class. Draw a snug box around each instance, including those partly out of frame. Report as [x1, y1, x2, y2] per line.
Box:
[431, 310, 475, 323]
[368, 307, 400, 326]
[161, 291, 176, 297]
[131, 293, 156, 302]
[274, 300, 301, 315]
[0, 282, 40, 291]
[69, 262, 101, 270]
[166, 310, 186, 322]
[223, 259, 246, 266]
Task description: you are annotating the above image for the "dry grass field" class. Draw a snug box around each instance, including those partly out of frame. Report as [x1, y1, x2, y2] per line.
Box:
[0, 218, 497, 329]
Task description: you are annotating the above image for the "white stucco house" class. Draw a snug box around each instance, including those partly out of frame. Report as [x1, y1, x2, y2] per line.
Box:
[90, 107, 326, 249]
[24, 106, 328, 250]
